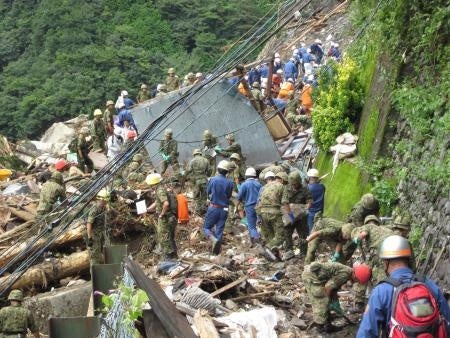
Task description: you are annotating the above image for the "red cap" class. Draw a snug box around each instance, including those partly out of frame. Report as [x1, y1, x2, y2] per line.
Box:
[127, 130, 137, 139]
[55, 159, 68, 171]
[353, 263, 371, 284]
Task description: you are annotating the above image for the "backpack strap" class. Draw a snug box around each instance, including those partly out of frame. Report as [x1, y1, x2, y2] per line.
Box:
[413, 274, 426, 283]
[380, 277, 403, 287]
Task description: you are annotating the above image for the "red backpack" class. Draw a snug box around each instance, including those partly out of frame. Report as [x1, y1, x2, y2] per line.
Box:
[383, 275, 448, 338]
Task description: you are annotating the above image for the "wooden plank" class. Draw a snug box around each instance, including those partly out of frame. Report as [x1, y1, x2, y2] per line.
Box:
[193, 309, 220, 338]
[229, 291, 275, 302]
[176, 303, 227, 328]
[142, 309, 170, 338]
[125, 258, 197, 338]
[210, 275, 248, 297]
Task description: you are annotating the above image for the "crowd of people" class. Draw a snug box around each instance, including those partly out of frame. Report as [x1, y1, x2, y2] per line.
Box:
[3, 38, 449, 338]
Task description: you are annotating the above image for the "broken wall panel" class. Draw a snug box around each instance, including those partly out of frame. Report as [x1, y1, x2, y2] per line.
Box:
[132, 80, 281, 166]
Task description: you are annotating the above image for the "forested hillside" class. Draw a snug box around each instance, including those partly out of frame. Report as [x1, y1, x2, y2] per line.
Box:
[0, 0, 270, 140]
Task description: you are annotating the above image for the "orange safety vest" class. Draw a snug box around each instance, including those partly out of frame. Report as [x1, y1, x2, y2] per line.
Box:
[278, 81, 294, 99]
[176, 194, 189, 224]
[301, 84, 313, 112]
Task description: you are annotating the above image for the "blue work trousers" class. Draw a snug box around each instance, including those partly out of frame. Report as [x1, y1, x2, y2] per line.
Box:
[307, 210, 317, 234]
[203, 206, 228, 241]
[245, 205, 260, 239]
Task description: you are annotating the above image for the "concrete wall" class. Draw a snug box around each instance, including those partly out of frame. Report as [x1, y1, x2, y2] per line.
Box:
[24, 281, 92, 334]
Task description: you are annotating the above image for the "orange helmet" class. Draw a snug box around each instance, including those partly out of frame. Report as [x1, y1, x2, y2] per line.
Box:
[353, 263, 372, 284]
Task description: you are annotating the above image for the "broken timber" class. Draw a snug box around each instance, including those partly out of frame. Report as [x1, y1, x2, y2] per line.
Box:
[124, 258, 197, 338]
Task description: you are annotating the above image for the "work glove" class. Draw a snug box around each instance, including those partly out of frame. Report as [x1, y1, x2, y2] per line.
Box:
[237, 184, 241, 192]
[214, 146, 223, 153]
[87, 237, 93, 248]
[331, 251, 341, 262]
[353, 237, 360, 245]
[288, 212, 295, 224]
[329, 299, 344, 316]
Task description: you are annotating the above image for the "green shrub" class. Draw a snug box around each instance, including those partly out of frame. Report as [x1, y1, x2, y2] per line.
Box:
[313, 57, 364, 150]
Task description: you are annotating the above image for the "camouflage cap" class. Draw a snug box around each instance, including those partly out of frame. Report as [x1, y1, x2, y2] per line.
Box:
[132, 154, 144, 163]
[393, 215, 411, 230]
[275, 171, 288, 182]
[361, 193, 377, 209]
[364, 214, 380, 225]
[288, 171, 302, 185]
[50, 171, 64, 185]
[192, 148, 202, 156]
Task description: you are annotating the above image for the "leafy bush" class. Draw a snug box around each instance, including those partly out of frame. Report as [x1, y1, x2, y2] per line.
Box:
[313, 57, 363, 150]
[371, 179, 398, 215]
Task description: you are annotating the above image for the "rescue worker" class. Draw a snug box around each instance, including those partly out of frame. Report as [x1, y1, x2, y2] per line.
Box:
[122, 153, 145, 179]
[284, 170, 312, 258]
[92, 108, 107, 152]
[225, 153, 242, 229]
[117, 103, 137, 132]
[306, 168, 325, 233]
[202, 130, 218, 168]
[310, 39, 324, 64]
[36, 171, 66, 217]
[106, 126, 123, 162]
[351, 214, 395, 312]
[203, 160, 234, 254]
[216, 133, 243, 163]
[182, 72, 196, 87]
[126, 162, 146, 186]
[146, 173, 178, 259]
[159, 128, 179, 175]
[0, 290, 40, 338]
[305, 218, 354, 264]
[86, 189, 110, 264]
[185, 148, 211, 215]
[104, 100, 116, 135]
[121, 90, 135, 108]
[284, 58, 298, 81]
[390, 214, 412, 237]
[250, 81, 264, 113]
[165, 68, 180, 91]
[301, 79, 314, 115]
[155, 84, 168, 98]
[258, 171, 289, 249]
[76, 127, 94, 174]
[348, 193, 380, 226]
[357, 235, 450, 337]
[236, 167, 262, 244]
[258, 162, 290, 183]
[137, 84, 150, 103]
[303, 262, 371, 334]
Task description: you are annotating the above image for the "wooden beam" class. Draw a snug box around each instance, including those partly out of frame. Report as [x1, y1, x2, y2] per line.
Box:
[210, 275, 248, 298]
[193, 309, 220, 338]
[125, 258, 197, 338]
[142, 309, 170, 338]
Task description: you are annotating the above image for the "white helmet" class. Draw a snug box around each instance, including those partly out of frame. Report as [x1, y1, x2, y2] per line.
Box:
[196, 72, 203, 78]
[274, 52, 280, 58]
[245, 167, 257, 177]
[276, 69, 283, 74]
[217, 160, 229, 171]
[264, 171, 275, 180]
[307, 168, 319, 178]
[113, 126, 123, 137]
[315, 39, 322, 44]
[300, 42, 306, 47]
[307, 48, 311, 53]
[293, 49, 299, 55]
[121, 90, 128, 97]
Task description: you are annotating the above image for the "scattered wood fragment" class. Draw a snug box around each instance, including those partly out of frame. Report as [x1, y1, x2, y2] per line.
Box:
[193, 309, 221, 338]
[210, 275, 248, 297]
[229, 291, 275, 302]
[9, 207, 35, 222]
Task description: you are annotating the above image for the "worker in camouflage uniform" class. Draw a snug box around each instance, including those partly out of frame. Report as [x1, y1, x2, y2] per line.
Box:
[283, 170, 311, 259]
[347, 193, 380, 226]
[182, 72, 196, 87]
[159, 129, 179, 175]
[104, 100, 116, 135]
[216, 134, 244, 168]
[36, 171, 66, 218]
[202, 130, 218, 168]
[258, 171, 289, 249]
[351, 214, 394, 312]
[165, 68, 180, 91]
[92, 109, 107, 152]
[225, 153, 243, 229]
[389, 214, 412, 237]
[146, 173, 178, 259]
[86, 189, 111, 264]
[250, 82, 264, 113]
[122, 153, 145, 179]
[77, 127, 94, 174]
[137, 84, 150, 103]
[302, 262, 371, 334]
[185, 149, 211, 215]
[258, 161, 290, 183]
[126, 162, 146, 186]
[0, 290, 40, 338]
[305, 218, 354, 264]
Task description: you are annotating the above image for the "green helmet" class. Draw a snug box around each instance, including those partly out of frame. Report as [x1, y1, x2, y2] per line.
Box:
[361, 193, 377, 209]
[8, 290, 23, 302]
[288, 171, 302, 185]
[393, 215, 411, 230]
[275, 171, 288, 182]
[230, 153, 240, 161]
[203, 130, 212, 139]
[50, 171, 64, 185]
[280, 162, 290, 171]
[128, 162, 140, 171]
[132, 154, 144, 163]
[341, 223, 354, 238]
[364, 214, 380, 225]
[164, 128, 173, 137]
